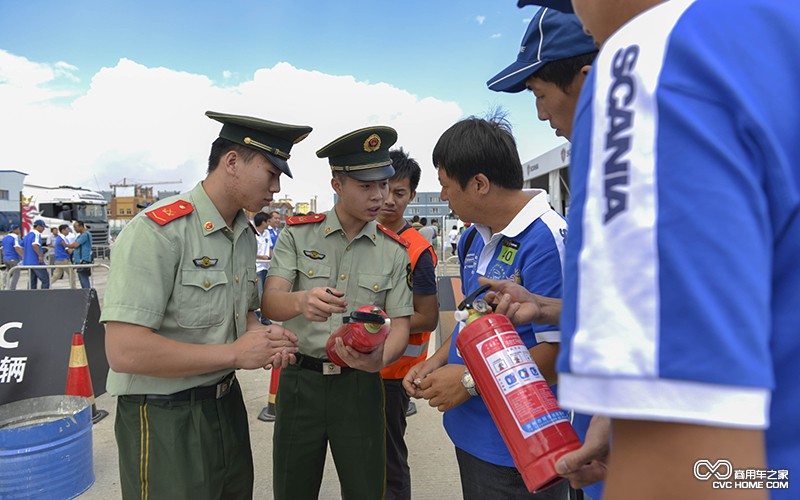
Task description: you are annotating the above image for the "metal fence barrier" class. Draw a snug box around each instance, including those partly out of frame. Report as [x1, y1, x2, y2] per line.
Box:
[2, 263, 110, 290]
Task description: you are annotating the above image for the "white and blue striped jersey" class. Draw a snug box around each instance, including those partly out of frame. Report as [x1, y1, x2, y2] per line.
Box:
[558, 0, 800, 493]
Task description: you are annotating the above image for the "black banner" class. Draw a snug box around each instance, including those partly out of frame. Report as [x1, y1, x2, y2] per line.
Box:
[0, 289, 109, 405]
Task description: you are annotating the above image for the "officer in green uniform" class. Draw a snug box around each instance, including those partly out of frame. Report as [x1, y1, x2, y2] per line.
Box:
[263, 126, 414, 500]
[101, 111, 309, 500]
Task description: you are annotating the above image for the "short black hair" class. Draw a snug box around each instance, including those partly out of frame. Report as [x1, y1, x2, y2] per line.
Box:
[420, 217, 428, 226]
[59, 224, 69, 232]
[269, 211, 280, 219]
[536, 52, 598, 93]
[432, 116, 523, 190]
[388, 148, 421, 193]
[254, 212, 270, 226]
[208, 137, 259, 172]
[74, 220, 86, 229]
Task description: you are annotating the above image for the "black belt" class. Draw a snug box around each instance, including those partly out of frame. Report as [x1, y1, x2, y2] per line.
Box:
[140, 372, 236, 402]
[295, 353, 353, 375]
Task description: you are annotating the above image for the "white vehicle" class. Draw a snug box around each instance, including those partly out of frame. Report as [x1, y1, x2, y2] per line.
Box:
[22, 184, 109, 256]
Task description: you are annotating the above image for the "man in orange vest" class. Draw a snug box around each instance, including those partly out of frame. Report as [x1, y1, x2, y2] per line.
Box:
[378, 148, 439, 500]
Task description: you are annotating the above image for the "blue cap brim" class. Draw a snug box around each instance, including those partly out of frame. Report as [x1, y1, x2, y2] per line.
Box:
[488, 59, 546, 93]
[517, 0, 574, 13]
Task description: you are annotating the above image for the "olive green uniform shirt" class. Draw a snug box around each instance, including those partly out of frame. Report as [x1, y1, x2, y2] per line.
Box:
[268, 208, 414, 358]
[101, 182, 260, 395]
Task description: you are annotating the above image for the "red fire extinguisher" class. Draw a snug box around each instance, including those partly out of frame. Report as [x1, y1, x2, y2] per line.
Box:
[326, 305, 390, 367]
[455, 285, 581, 493]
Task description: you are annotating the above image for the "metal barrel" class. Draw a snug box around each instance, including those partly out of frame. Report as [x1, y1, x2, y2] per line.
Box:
[0, 395, 95, 499]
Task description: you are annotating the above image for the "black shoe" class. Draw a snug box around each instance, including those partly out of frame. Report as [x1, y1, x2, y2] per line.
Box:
[258, 405, 276, 422]
[406, 400, 417, 417]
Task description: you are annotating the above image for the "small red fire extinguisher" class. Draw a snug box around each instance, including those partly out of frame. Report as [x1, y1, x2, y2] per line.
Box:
[326, 305, 390, 367]
[455, 285, 581, 493]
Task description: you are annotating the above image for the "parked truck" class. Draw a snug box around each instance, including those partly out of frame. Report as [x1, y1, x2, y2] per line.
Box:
[22, 184, 110, 257]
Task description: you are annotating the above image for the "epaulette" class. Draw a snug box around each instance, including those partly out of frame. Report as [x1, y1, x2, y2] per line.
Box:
[146, 200, 194, 226]
[286, 213, 326, 226]
[377, 223, 410, 248]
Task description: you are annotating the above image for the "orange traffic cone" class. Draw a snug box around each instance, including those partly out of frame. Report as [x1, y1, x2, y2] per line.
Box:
[65, 332, 108, 424]
[258, 367, 280, 422]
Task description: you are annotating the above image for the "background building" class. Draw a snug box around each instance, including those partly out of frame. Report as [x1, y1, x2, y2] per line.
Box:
[522, 142, 570, 215]
[0, 170, 26, 231]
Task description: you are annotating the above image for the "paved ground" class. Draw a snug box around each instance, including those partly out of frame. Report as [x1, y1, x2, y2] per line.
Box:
[46, 261, 466, 499]
[80, 366, 464, 499]
[6, 257, 570, 499]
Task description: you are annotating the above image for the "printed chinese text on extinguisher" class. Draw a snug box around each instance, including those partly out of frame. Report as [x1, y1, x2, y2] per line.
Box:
[326, 305, 390, 367]
[455, 285, 581, 493]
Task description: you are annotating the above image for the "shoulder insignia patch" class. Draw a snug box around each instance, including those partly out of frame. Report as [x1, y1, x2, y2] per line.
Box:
[377, 223, 410, 248]
[286, 213, 326, 226]
[146, 200, 194, 226]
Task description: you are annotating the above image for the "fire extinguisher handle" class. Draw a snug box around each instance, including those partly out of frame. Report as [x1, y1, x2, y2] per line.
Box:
[458, 283, 492, 311]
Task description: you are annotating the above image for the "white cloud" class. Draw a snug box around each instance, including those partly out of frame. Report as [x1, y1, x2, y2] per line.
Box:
[476, 15, 486, 25]
[0, 49, 79, 106]
[0, 51, 463, 212]
[490, 33, 502, 39]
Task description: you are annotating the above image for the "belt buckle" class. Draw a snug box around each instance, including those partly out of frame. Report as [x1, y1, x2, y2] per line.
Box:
[322, 362, 341, 375]
[216, 374, 233, 398]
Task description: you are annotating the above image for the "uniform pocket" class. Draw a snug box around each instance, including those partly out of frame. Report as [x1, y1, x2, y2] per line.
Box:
[355, 273, 392, 309]
[178, 269, 228, 328]
[297, 262, 331, 290]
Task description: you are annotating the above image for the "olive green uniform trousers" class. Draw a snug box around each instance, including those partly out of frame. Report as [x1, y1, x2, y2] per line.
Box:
[115, 380, 254, 500]
[273, 364, 386, 500]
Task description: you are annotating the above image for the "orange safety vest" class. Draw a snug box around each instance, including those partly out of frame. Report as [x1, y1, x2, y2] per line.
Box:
[381, 227, 438, 380]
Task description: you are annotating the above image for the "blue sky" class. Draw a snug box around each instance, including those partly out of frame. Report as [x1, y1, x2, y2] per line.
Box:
[0, 0, 564, 211]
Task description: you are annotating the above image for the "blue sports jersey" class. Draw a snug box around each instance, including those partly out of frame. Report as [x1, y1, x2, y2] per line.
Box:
[444, 190, 566, 466]
[22, 231, 42, 265]
[559, 0, 800, 496]
[2, 233, 21, 260]
[54, 235, 70, 261]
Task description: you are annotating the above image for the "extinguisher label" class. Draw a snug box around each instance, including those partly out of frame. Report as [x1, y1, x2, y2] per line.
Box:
[477, 331, 570, 438]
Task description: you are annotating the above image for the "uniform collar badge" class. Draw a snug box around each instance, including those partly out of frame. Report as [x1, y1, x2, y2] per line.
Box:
[303, 250, 326, 260]
[204, 221, 214, 231]
[193, 256, 219, 268]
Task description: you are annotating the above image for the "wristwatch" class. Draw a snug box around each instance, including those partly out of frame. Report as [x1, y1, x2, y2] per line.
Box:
[461, 368, 479, 397]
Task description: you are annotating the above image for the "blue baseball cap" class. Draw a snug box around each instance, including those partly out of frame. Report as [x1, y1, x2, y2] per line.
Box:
[33, 219, 46, 228]
[487, 7, 595, 93]
[517, 0, 574, 13]
[8, 223, 19, 231]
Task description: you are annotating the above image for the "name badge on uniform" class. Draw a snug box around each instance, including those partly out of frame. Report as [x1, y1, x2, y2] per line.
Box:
[497, 240, 520, 266]
[303, 250, 326, 260]
[193, 256, 219, 268]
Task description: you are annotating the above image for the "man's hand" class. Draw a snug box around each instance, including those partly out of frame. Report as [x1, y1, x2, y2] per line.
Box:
[555, 415, 610, 489]
[478, 277, 562, 326]
[233, 324, 298, 370]
[300, 287, 347, 322]
[332, 337, 385, 372]
[403, 357, 447, 398]
[419, 363, 471, 412]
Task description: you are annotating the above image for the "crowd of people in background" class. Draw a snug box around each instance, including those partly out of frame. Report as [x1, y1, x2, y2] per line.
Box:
[1, 219, 94, 290]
